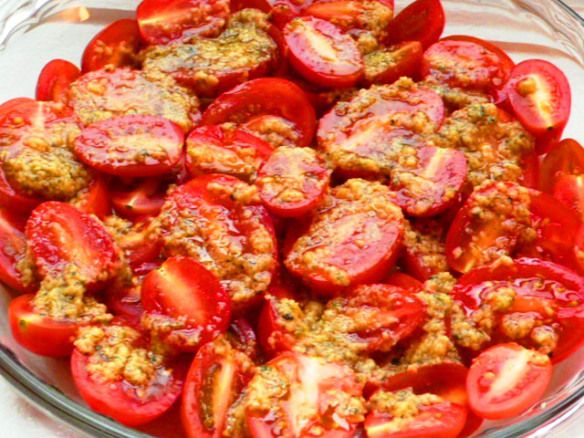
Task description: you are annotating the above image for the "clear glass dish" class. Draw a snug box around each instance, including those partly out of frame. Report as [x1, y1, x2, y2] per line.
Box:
[1, 0, 584, 436]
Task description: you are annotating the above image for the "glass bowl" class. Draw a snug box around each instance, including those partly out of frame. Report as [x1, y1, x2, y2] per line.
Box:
[1, 0, 584, 436]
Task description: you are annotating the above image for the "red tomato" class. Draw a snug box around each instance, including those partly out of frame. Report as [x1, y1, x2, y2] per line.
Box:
[137, 0, 230, 45]
[36, 59, 80, 104]
[107, 284, 144, 326]
[74, 115, 184, 177]
[226, 318, 259, 359]
[246, 352, 364, 437]
[540, 138, 584, 193]
[506, 60, 571, 143]
[235, 0, 313, 29]
[257, 146, 330, 218]
[363, 41, 424, 86]
[111, 179, 167, 219]
[303, 0, 393, 34]
[384, 271, 423, 292]
[285, 180, 405, 295]
[0, 208, 31, 293]
[141, 256, 231, 351]
[74, 176, 110, 220]
[390, 146, 468, 217]
[467, 343, 552, 419]
[551, 174, 584, 220]
[400, 218, 448, 281]
[25, 202, 120, 284]
[456, 257, 584, 362]
[0, 165, 41, 211]
[82, 19, 141, 72]
[201, 78, 316, 147]
[365, 396, 467, 438]
[284, 17, 363, 88]
[9, 294, 80, 356]
[71, 326, 186, 426]
[384, 0, 445, 49]
[331, 284, 425, 352]
[422, 36, 514, 95]
[257, 296, 302, 357]
[181, 338, 251, 438]
[113, 218, 161, 268]
[185, 125, 273, 181]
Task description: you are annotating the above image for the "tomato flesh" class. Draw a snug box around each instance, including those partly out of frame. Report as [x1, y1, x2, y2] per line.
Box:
[201, 78, 316, 147]
[383, 0, 445, 49]
[284, 17, 363, 88]
[0, 208, 32, 293]
[540, 138, 584, 193]
[363, 41, 424, 86]
[36, 59, 80, 104]
[82, 19, 141, 72]
[74, 115, 184, 177]
[141, 256, 231, 351]
[467, 343, 552, 420]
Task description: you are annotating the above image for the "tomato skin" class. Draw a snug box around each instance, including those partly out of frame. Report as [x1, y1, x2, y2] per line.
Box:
[74, 115, 185, 178]
[365, 400, 467, 438]
[181, 338, 250, 438]
[384, 271, 423, 292]
[383, 0, 445, 49]
[141, 256, 232, 351]
[551, 174, 584, 220]
[82, 19, 141, 72]
[0, 208, 33, 293]
[257, 146, 330, 218]
[540, 138, 584, 193]
[9, 294, 80, 356]
[363, 41, 424, 86]
[137, 0, 230, 45]
[456, 257, 584, 363]
[201, 78, 316, 147]
[71, 346, 186, 427]
[36, 59, 80, 104]
[75, 176, 111, 220]
[25, 202, 120, 284]
[111, 179, 166, 219]
[185, 125, 273, 181]
[284, 17, 363, 88]
[257, 296, 299, 357]
[466, 343, 552, 420]
[506, 59, 571, 142]
[107, 285, 145, 326]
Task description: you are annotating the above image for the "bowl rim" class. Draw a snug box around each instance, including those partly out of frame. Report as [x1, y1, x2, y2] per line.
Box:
[1, 0, 584, 437]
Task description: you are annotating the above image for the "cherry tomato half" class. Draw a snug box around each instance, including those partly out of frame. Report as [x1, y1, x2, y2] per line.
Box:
[383, 0, 445, 49]
[111, 179, 167, 219]
[507, 59, 571, 143]
[363, 41, 424, 86]
[540, 138, 584, 193]
[284, 17, 363, 88]
[81, 19, 141, 72]
[201, 78, 316, 147]
[141, 256, 232, 351]
[0, 208, 32, 293]
[36, 59, 80, 104]
[467, 343, 552, 420]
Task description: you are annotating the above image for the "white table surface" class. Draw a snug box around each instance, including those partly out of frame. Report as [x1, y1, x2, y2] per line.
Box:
[3, 1, 584, 437]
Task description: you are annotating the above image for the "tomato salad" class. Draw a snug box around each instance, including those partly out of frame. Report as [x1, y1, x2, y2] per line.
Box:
[0, 0, 582, 436]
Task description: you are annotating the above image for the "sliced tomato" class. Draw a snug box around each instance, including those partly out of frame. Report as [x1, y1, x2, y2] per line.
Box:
[456, 257, 584, 362]
[257, 146, 330, 218]
[540, 138, 584, 193]
[0, 208, 31, 293]
[81, 19, 141, 72]
[422, 36, 514, 95]
[241, 114, 304, 148]
[141, 256, 231, 351]
[551, 174, 584, 220]
[201, 78, 316, 147]
[137, 0, 230, 45]
[284, 17, 363, 88]
[25, 202, 120, 284]
[445, 182, 532, 273]
[36, 59, 80, 104]
[329, 284, 424, 352]
[257, 295, 301, 357]
[226, 318, 259, 359]
[0, 165, 41, 211]
[285, 179, 405, 295]
[383, 0, 445, 49]
[401, 218, 448, 281]
[246, 352, 364, 437]
[74, 115, 184, 177]
[107, 284, 145, 326]
[71, 325, 186, 426]
[9, 294, 81, 356]
[506, 59, 571, 144]
[181, 337, 250, 438]
[467, 343, 552, 420]
[114, 218, 161, 268]
[74, 176, 110, 220]
[384, 271, 423, 292]
[186, 125, 273, 182]
[111, 179, 167, 219]
[235, 0, 313, 29]
[363, 41, 424, 86]
[365, 395, 467, 438]
[390, 146, 468, 217]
